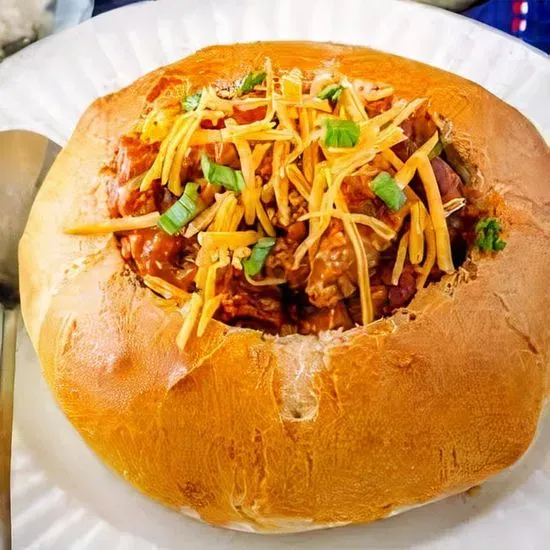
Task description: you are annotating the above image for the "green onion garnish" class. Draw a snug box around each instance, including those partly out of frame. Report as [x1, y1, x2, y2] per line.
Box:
[317, 84, 343, 102]
[428, 140, 444, 160]
[158, 183, 204, 235]
[475, 218, 507, 252]
[238, 71, 267, 96]
[370, 172, 407, 212]
[182, 91, 202, 112]
[323, 119, 360, 148]
[201, 152, 245, 193]
[242, 237, 276, 277]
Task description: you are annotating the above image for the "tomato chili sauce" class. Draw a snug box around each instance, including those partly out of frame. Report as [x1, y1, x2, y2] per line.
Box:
[98, 65, 505, 343]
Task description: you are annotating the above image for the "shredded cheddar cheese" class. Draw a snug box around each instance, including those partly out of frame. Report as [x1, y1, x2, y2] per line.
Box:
[143, 275, 191, 304]
[417, 216, 437, 289]
[299, 210, 396, 242]
[92, 58, 468, 350]
[335, 194, 373, 324]
[199, 231, 259, 250]
[176, 293, 203, 350]
[184, 193, 228, 238]
[64, 212, 160, 235]
[417, 154, 454, 273]
[409, 201, 425, 265]
[286, 164, 311, 200]
[234, 138, 257, 224]
[251, 143, 272, 171]
[270, 141, 291, 226]
[443, 197, 467, 217]
[393, 98, 427, 126]
[256, 196, 276, 237]
[340, 79, 369, 122]
[197, 295, 223, 337]
[392, 231, 410, 286]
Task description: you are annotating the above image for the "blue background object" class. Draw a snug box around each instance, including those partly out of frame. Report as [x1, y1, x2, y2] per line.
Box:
[93, 0, 144, 15]
[465, 1, 550, 53]
[92, 0, 549, 54]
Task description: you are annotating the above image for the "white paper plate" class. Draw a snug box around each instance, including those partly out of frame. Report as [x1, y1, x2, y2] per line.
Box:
[2, 0, 550, 548]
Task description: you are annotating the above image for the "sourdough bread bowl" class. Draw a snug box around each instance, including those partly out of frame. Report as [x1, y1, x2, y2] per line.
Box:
[19, 41, 550, 532]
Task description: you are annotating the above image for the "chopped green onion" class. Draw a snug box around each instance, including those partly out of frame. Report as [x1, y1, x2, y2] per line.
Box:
[200, 152, 245, 194]
[475, 218, 507, 252]
[242, 237, 276, 277]
[158, 182, 204, 235]
[370, 172, 407, 212]
[323, 119, 360, 148]
[182, 91, 202, 112]
[317, 84, 343, 102]
[238, 71, 267, 96]
[428, 140, 444, 160]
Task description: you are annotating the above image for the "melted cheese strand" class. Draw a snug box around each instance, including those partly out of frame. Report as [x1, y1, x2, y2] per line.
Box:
[281, 69, 302, 103]
[199, 231, 259, 250]
[237, 129, 293, 142]
[141, 113, 189, 191]
[64, 212, 160, 235]
[234, 139, 257, 225]
[203, 86, 234, 113]
[306, 163, 327, 261]
[417, 154, 454, 273]
[162, 116, 195, 185]
[382, 148, 405, 171]
[443, 197, 467, 217]
[168, 115, 202, 195]
[299, 107, 310, 151]
[394, 131, 440, 189]
[251, 143, 272, 171]
[212, 194, 238, 232]
[392, 231, 410, 286]
[276, 103, 303, 163]
[176, 293, 203, 350]
[197, 295, 223, 337]
[417, 131, 440, 157]
[222, 120, 275, 140]
[286, 164, 311, 200]
[417, 216, 437, 289]
[261, 57, 276, 124]
[364, 87, 394, 102]
[270, 141, 290, 226]
[303, 110, 318, 183]
[293, 153, 371, 270]
[205, 260, 223, 302]
[409, 201, 425, 265]
[244, 272, 287, 287]
[298, 211, 396, 241]
[184, 193, 227, 238]
[143, 275, 191, 304]
[301, 98, 332, 112]
[190, 128, 292, 145]
[335, 194, 373, 325]
[293, 167, 331, 269]
[228, 205, 245, 232]
[340, 80, 369, 122]
[393, 98, 427, 126]
[365, 102, 405, 131]
[256, 199, 276, 237]
[194, 266, 208, 287]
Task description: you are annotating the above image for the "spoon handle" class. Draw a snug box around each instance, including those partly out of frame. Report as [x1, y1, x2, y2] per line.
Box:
[0, 305, 17, 550]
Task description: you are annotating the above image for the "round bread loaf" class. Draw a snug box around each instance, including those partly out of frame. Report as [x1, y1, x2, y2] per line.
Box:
[19, 42, 550, 532]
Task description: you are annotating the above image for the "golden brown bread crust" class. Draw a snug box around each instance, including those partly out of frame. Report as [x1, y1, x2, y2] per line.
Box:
[19, 42, 550, 532]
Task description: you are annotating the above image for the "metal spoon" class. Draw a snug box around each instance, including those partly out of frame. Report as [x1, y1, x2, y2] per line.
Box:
[0, 131, 60, 549]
